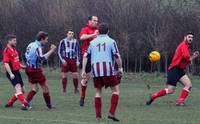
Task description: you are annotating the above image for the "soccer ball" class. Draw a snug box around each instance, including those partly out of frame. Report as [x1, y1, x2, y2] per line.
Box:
[149, 51, 160, 62]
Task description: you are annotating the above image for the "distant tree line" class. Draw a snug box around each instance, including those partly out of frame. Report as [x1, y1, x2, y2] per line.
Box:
[0, 0, 200, 74]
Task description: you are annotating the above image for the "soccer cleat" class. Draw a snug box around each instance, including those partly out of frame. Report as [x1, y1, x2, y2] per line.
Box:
[74, 89, 79, 94]
[63, 89, 67, 93]
[176, 102, 186, 107]
[21, 103, 31, 110]
[108, 114, 120, 122]
[5, 104, 13, 108]
[146, 97, 154, 106]
[79, 97, 85, 107]
[96, 117, 102, 121]
[46, 104, 56, 109]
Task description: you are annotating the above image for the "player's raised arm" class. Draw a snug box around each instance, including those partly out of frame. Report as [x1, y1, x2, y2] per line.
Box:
[190, 51, 199, 61]
[36, 44, 56, 60]
[80, 30, 98, 40]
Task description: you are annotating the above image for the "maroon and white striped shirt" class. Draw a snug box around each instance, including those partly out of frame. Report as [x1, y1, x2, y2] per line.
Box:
[58, 38, 79, 63]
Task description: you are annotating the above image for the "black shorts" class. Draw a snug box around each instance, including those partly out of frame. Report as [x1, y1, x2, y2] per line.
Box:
[166, 67, 185, 86]
[85, 55, 91, 73]
[6, 70, 24, 87]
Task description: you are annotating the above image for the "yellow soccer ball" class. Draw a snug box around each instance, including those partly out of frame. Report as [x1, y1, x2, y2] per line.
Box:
[149, 51, 160, 62]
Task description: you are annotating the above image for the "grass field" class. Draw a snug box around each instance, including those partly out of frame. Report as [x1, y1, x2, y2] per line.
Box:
[0, 69, 200, 124]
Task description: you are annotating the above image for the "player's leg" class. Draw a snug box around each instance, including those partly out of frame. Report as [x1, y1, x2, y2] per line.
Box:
[40, 81, 53, 109]
[71, 60, 79, 94]
[5, 72, 18, 107]
[15, 83, 26, 104]
[26, 83, 39, 103]
[108, 84, 120, 122]
[5, 94, 17, 107]
[6, 84, 26, 107]
[61, 63, 68, 93]
[176, 75, 192, 106]
[95, 88, 102, 119]
[61, 71, 68, 93]
[93, 77, 103, 119]
[6, 71, 30, 110]
[80, 73, 90, 106]
[146, 68, 179, 105]
[72, 72, 79, 94]
[14, 83, 31, 110]
[146, 85, 175, 105]
[16, 79, 32, 110]
[80, 57, 91, 106]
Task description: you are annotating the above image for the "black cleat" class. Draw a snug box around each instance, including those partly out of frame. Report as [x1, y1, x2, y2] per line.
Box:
[21, 103, 31, 110]
[63, 89, 67, 93]
[5, 104, 13, 108]
[108, 115, 120, 122]
[46, 104, 56, 109]
[74, 89, 79, 94]
[146, 97, 154, 106]
[79, 97, 85, 107]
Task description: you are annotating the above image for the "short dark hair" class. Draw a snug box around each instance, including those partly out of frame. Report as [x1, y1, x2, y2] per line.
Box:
[66, 29, 73, 33]
[88, 16, 97, 21]
[5, 34, 16, 42]
[36, 31, 48, 41]
[185, 31, 194, 36]
[99, 23, 109, 34]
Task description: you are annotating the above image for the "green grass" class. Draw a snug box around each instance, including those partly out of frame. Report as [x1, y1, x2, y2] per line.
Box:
[0, 69, 200, 124]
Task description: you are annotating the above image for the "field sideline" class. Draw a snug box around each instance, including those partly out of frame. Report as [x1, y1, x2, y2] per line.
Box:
[0, 69, 200, 124]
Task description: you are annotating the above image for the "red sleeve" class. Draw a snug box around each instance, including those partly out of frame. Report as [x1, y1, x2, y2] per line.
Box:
[3, 49, 10, 63]
[181, 45, 190, 62]
[79, 27, 88, 38]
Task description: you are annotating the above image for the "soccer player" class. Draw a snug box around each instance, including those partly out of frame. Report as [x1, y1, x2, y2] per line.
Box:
[25, 31, 56, 109]
[146, 32, 199, 106]
[79, 15, 99, 106]
[58, 30, 79, 94]
[82, 23, 123, 121]
[3, 34, 31, 110]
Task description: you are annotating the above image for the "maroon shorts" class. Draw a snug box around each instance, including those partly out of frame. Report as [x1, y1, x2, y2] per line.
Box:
[25, 67, 46, 85]
[61, 59, 77, 73]
[93, 76, 120, 89]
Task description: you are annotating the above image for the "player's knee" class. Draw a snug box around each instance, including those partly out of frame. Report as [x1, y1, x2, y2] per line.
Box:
[184, 86, 192, 92]
[112, 91, 120, 95]
[186, 83, 192, 88]
[189, 86, 192, 92]
[33, 87, 39, 92]
[95, 93, 101, 98]
[15, 84, 22, 90]
[112, 88, 120, 95]
[72, 73, 78, 78]
[41, 85, 49, 93]
[86, 75, 91, 80]
[62, 75, 67, 79]
[167, 88, 175, 94]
